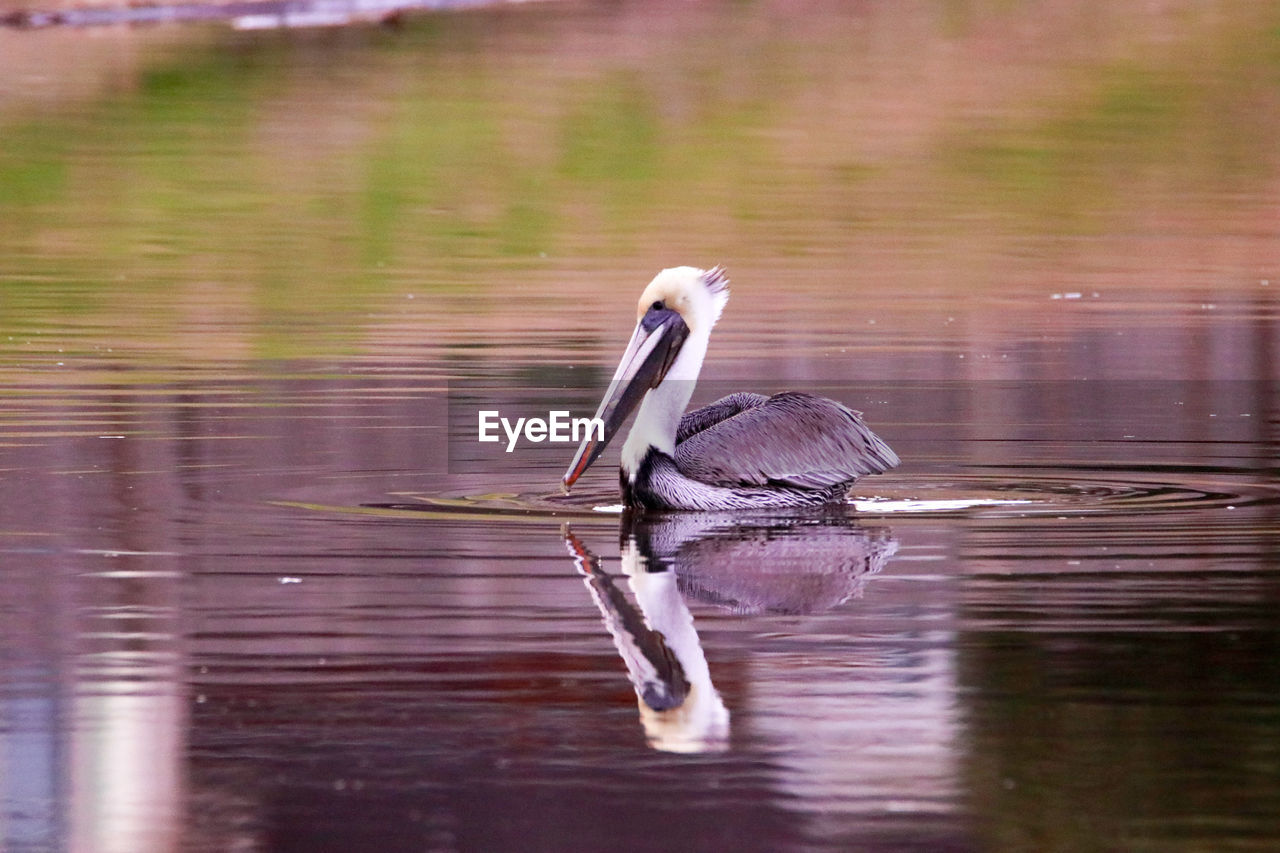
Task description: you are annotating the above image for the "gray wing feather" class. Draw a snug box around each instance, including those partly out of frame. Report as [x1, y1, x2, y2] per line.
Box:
[674, 392, 898, 489]
[676, 392, 770, 444]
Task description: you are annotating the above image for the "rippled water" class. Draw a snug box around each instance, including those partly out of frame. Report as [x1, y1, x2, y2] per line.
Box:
[3, 1, 1280, 851]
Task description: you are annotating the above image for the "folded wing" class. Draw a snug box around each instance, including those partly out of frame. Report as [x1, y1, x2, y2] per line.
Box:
[674, 392, 899, 490]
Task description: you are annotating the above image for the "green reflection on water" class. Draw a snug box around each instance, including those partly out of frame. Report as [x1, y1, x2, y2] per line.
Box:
[961, 624, 1280, 850]
[559, 72, 659, 186]
[0, 122, 70, 209]
[0, 2, 1277, 362]
[946, 14, 1280, 232]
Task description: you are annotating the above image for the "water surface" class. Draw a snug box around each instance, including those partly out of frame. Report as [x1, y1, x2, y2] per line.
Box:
[2, 2, 1279, 851]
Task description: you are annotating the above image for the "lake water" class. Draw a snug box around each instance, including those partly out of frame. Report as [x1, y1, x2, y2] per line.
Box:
[2, 2, 1279, 851]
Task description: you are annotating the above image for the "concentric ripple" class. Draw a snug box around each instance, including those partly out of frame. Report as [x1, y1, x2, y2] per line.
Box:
[854, 469, 1279, 517]
[340, 466, 1278, 522]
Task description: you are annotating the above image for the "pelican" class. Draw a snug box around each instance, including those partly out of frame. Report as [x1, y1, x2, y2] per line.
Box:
[562, 266, 899, 510]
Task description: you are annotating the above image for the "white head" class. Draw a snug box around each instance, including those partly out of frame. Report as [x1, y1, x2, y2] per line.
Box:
[562, 266, 730, 491]
[633, 265, 730, 339]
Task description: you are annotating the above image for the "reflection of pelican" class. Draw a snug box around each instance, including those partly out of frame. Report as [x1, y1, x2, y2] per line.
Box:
[565, 525, 729, 754]
[564, 514, 898, 753]
[632, 511, 899, 614]
[562, 266, 898, 510]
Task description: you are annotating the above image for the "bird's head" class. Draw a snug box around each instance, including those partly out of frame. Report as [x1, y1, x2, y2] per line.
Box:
[633, 265, 730, 336]
[562, 266, 729, 492]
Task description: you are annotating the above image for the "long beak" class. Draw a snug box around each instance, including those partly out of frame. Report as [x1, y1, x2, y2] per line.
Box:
[562, 309, 689, 492]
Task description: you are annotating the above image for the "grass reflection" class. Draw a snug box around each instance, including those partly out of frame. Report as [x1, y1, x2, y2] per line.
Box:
[0, 1, 1277, 364]
[948, 24, 1280, 232]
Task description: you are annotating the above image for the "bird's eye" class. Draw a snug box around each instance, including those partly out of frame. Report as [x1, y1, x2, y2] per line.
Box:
[651, 300, 665, 312]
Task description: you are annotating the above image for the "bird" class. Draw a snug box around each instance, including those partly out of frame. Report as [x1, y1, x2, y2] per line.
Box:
[561, 266, 899, 510]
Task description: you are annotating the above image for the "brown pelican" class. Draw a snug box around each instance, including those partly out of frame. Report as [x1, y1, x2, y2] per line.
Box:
[562, 266, 899, 510]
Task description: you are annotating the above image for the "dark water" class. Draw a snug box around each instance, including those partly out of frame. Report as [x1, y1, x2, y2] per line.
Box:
[3, 2, 1280, 851]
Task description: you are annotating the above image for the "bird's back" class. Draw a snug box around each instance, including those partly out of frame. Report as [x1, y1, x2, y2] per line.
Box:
[673, 391, 899, 491]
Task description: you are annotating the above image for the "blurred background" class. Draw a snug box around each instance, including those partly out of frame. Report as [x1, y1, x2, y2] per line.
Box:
[2, 0, 1276, 374]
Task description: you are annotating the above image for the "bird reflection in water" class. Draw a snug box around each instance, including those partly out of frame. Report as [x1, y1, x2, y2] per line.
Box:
[563, 512, 898, 753]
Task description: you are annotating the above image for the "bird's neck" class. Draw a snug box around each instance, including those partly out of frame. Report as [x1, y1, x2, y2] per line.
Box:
[621, 331, 709, 481]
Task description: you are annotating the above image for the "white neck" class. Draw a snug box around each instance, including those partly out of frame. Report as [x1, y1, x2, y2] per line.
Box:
[621, 329, 710, 480]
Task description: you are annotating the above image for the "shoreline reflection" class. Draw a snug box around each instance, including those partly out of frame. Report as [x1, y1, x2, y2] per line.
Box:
[564, 512, 898, 753]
